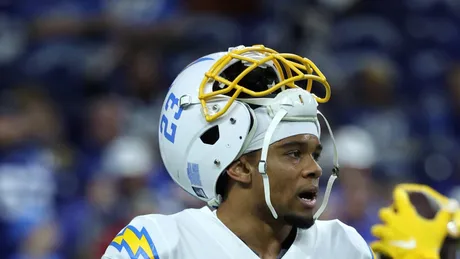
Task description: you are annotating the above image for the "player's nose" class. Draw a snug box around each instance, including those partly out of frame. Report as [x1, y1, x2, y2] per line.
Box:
[300, 157, 322, 179]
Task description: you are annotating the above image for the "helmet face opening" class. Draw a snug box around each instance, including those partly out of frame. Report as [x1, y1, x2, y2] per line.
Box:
[198, 45, 331, 122]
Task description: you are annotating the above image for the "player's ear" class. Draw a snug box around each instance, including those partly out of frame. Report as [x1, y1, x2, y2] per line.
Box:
[227, 154, 257, 184]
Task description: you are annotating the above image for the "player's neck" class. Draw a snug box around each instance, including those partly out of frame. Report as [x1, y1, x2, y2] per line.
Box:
[216, 199, 293, 258]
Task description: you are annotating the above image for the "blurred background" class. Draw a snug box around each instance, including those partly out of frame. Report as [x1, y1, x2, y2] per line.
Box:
[0, 0, 459, 258]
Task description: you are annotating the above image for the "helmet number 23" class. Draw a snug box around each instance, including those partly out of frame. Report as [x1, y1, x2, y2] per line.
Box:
[160, 92, 183, 144]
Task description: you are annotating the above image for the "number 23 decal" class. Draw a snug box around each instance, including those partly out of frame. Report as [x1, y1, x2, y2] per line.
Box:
[160, 92, 183, 143]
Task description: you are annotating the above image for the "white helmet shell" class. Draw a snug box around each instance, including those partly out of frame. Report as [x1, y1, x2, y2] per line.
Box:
[158, 52, 253, 201]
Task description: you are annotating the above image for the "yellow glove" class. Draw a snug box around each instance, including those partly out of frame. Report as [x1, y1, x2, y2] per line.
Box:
[370, 184, 459, 259]
[397, 184, 460, 239]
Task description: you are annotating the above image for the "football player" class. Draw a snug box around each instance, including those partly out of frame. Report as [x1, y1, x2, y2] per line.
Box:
[102, 45, 375, 258]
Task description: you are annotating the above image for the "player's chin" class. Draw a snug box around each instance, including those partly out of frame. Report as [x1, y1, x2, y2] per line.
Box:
[284, 200, 317, 228]
[283, 212, 315, 229]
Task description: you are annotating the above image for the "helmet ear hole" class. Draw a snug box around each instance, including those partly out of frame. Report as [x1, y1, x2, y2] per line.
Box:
[200, 125, 220, 145]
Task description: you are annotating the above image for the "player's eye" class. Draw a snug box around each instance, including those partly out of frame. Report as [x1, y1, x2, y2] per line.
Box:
[287, 150, 302, 159]
[312, 152, 321, 162]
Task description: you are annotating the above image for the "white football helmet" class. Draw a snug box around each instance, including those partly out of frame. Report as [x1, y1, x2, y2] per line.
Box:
[158, 45, 339, 219]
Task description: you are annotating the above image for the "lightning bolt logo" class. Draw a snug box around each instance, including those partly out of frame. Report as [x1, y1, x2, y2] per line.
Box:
[110, 225, 160, 259]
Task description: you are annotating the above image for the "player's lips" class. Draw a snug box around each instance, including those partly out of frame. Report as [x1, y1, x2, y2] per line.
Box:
[297, 186, 318, 209]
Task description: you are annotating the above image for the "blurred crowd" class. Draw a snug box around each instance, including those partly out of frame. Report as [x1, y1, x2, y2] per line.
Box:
[0, 0, 459, 258]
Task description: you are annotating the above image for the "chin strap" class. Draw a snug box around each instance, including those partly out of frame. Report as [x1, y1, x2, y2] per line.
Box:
[314, 111, 340, 220]
[258, 108, 289, 219]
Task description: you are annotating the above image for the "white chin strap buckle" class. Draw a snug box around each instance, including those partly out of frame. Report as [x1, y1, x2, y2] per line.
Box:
[258, 160, 267, 174]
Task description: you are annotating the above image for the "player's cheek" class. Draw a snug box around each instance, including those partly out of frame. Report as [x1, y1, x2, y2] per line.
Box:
[271, 184, 290, 210]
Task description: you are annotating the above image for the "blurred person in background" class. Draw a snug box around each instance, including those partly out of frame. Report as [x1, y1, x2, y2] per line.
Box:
[120, 46, 167, 158]
[445, 64, 460, 143]
[0, 87, 62, 259]
[62, 136, 158, 259]
[339, 58, 417, 181]
[441, 64, 460, 183]
[319, 125, 388, 243]
[55, 95, 126, 258]
[408, 62, 460, 198]
[74, 95, 125, 198]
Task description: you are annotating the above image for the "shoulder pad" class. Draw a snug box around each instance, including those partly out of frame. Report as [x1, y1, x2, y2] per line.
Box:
[101, 214, 180, 259]
[318, 219, 375, 259]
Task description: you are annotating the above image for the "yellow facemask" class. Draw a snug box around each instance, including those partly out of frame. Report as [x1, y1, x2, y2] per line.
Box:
[198, 45, 332, 122]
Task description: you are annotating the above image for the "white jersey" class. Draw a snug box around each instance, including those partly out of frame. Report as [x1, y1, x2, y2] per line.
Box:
[102, 206, 375, 259]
